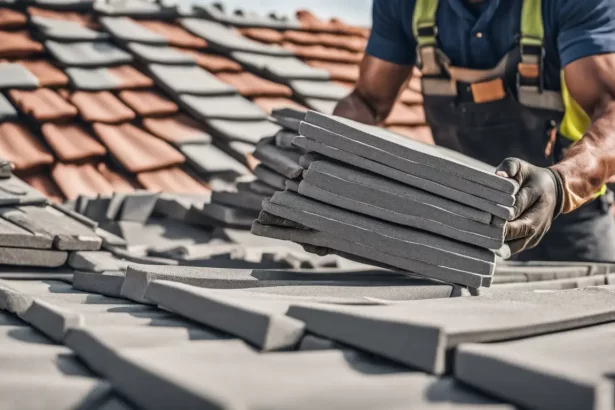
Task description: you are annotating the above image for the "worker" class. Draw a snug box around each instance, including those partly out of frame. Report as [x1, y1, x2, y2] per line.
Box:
[334, 0, 615, 262]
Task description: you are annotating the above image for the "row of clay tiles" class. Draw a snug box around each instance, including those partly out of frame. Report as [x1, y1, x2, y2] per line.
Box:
[0, 5, 430, 204]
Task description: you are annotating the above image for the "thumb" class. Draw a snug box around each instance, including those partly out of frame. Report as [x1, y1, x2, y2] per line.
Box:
[496, 157, 521, 179]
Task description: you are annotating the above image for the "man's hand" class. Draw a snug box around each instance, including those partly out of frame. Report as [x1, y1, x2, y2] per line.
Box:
[496, 158, 564, 255]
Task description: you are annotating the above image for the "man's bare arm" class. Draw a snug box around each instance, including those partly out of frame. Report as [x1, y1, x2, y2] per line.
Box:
[551, 53, 615, 213]
[333, 55, 412, 125]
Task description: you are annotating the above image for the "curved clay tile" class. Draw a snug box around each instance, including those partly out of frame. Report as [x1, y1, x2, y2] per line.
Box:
[118, 89, 178, 117]
[304, 60, 359, 82]
[238, 28, 284, 44]
[295, 10, 336, 32]
[137, 20, 207, 48]
[283, 30, 320, 45]
[9, 88, 77, 122]
[0, 122, 53, 171]
[315, 33, 367, 53]
[0, 31, 44, 58]
[177, 49, 241, 73]
[15, 60, 69, 87]
[216, 71, 292, 98]
[137, 167, 210, 194]
[142, 114, 211, 145]
[96, 162, 138, 193]
[70, 91, 136, 123]
[41, 123, 106, 162]
[107, 65, 153, 89]
[52, 162, 115, 200]
[0, 8, 27, 29]
[93, 122, 185, 173]
[27, 7, 90, 25]
[21, 174, 65, 203]
[282, 42, 362, 64]
[252, 97, 307, 114]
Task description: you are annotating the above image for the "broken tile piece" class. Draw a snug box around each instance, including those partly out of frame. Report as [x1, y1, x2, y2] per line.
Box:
[93, 123, 185, 173]
[68, 251, 128, 272]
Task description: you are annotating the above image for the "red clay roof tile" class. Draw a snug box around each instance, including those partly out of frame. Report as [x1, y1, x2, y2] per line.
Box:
[118, 89, 178, 117]
[52, 162, 115, 200]
[137, 167, 210, 194]
[304, 59, 359, 82]
[27, 7, 91, 25]
[295, 10, 369, 37]
[22, 174, 65, 203]
[283, 30, 320, 45]
[387, 125, 434, 145]
[0, 122, 54, 171]
[108, 65, 154, 89]
[142, 114, 212, 145]
[315, 32, 367, 52]
[177, 49, 242, 72]
[70, 91, 136, 123]
[384, 103, 426, 126]
[41, 123, 106, 162]
[0, 8, 27, 29]
[238, 27, 284, 44]
[56, 88, 71, 100]
[282, 42, 362, 64]
[252, 97, 307, 114]
[96, 162, 138, 192]
[15, 60, 69, 87]
[138, 20, 207, 48]
[216, 71, 292, 97]
[9, 88, 78, 122]
[0, 31, 44, 58]
[93, 122, 185, 173]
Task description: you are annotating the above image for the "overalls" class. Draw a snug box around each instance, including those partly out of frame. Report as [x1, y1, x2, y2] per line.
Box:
[413, 0, 615, 262]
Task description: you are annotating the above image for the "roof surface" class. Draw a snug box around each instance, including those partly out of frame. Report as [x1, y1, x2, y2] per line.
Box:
[0, 1, 613, 410]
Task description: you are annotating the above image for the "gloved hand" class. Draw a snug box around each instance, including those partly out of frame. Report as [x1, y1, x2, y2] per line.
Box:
[496, 158, 564, 255]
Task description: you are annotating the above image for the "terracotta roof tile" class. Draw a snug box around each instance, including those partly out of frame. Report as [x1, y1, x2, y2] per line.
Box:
[238, 27, 284, 44]
[295, 10, 369, 37]
[216, 71, 292, 97]
[0, 31, 44, 58]
[118, 89, 179, 117]
[15, 60, 69, 87]
[142, 114, 212, 145]
[328, 17, 371, 38]
[27, 7, 91, 26]
[137, 166, 210, 194]
[332, 80, 354, 89]
[384, 103, 426, 126]
[96, 162, 138, 192]
[93, 122, 185, 173]
[252, 97, 307, 114]
[399, 87, 423, 105]
[138, 20, 207, 48]
[9, 88, 78, 122]
[56, 88, 71, 100]
[387, 125, 434, 144]
[177, 49, 242, 72]
[21, 174, 65, 203]
[314, 32, 367, 52]
[304, 60, 359, 82]
[0, 8, 27, 29]
[282, 42, 362, 64]
[52, 162, 115, 200]
[0, 122, 54, 171]
[70, 91, 136, 123]
[108, 65, 154, 88]
[41, 123, 106, 162]
[283, 30, 320, 45]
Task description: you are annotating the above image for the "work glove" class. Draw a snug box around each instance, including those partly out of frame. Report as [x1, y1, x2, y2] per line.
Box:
[496, 158, 564, 255]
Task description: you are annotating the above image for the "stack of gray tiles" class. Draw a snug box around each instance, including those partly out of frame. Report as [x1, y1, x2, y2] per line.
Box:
[252, 110, 519, 289]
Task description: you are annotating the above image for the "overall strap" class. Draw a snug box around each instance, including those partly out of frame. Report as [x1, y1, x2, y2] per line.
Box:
[518, 0, 564, 112]
[413, 0, 441, 76]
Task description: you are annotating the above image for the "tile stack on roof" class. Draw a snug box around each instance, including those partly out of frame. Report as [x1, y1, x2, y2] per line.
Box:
[251, 109, 519, 289]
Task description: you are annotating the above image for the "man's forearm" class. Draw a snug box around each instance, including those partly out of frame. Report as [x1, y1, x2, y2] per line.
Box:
[550, 98, 615, 213]
[333, 90, 381, 125]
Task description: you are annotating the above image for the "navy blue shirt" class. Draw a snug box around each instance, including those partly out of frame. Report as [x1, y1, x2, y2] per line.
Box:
[366, 0, 615, 91]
